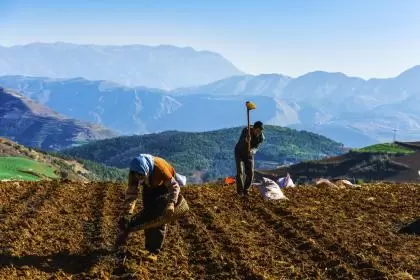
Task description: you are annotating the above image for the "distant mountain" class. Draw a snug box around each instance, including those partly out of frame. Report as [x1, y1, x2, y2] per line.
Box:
[289, 123, 378, 148]
[0, 87, 117, 150]
[0, 76, 181, 135]
[0, 76, 284, 135]
[61, 126, 343, 182]
[172, 67, 420, 146]
[0, 42, 243, 90]
[2, 65, 420, 148]
[171, 74, 292, 98]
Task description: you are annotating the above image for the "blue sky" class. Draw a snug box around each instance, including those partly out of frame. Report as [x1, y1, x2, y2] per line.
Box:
[1, 0, 419, 78]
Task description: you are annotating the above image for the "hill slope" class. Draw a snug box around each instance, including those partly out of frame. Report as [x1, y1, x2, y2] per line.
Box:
[61, 126, 343, 182]
[0, 137, 127, 182]
[0, 86, 117, 150]
[0, 181, 418, 279]
[258, 141, 420, 183]
[0, 42, 243, 89]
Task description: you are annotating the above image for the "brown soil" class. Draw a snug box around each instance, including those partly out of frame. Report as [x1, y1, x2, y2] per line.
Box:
[0, 180, 419, 279]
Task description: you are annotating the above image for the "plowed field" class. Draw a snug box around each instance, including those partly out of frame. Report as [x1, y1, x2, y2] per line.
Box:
[0, 181, 419, 279]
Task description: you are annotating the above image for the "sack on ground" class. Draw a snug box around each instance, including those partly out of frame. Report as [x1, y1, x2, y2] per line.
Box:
[315, 178, 339, 189]
[277, 173, 295, 188]
[334, 179, 356, 188]
[256, 177, 288, 201]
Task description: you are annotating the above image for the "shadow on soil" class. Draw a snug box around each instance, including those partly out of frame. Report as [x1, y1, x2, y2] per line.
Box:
[0, 249, 113, 274]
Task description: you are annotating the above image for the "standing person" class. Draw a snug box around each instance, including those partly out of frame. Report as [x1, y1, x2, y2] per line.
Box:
[117, 154, 182, 262]
[234, 121, 265, 196]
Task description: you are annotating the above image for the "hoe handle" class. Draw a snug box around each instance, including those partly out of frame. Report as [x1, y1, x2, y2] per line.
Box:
[247, 109, 251, 155]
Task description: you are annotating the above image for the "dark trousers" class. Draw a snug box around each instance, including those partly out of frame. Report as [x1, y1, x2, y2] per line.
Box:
[130, 186, 169, 254]
[235, 148, 254, 194]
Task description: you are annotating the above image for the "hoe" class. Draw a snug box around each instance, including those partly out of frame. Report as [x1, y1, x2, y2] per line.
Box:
[246, 101, 256, 154]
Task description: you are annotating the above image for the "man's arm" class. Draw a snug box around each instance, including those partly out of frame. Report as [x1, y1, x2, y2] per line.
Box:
[122, 171, 140, 215]
[250, 133, 265, 155]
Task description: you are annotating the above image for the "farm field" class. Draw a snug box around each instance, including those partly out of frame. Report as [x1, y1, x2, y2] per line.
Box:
[0, 181, 419, 279]
[0, 157, 58, 181]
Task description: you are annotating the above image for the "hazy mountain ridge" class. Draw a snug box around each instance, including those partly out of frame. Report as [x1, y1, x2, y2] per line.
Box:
[1, 64, 420, 147]
[0, 42, 244, 90]
[170, 66, 420, 146]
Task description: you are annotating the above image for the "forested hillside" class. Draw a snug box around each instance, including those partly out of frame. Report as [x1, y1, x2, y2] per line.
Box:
[62, 126, 343, 181]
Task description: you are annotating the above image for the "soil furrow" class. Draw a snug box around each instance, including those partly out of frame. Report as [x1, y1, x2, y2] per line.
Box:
[179, 212, 237, 279]
[1, 181, 102, 279]
[85, 183, 126, 279]
[0, 181, 37, 210]
[1, 182, 56, 225]
[1, 181, 62, 255]
[185, 191, 267, 280]
[253, 203, 360, 279]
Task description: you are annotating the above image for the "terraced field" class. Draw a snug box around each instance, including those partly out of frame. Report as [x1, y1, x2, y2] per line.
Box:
[0, 181, 419, 279]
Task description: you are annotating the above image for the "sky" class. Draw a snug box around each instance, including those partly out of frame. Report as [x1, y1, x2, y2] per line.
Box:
[1, 0, 419, 78]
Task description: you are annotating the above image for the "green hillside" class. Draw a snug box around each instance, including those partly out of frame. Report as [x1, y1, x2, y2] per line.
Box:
[62, 126, 343, 181]
[0, 156, 59, 181]
[356, 143, 415, 154]
[0, 137, 128, 182]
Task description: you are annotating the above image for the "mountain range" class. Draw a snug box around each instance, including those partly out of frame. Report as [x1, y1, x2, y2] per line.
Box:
[0, 75, 280, 136]
[0, 86, 117, 150]
[0, 42, 243, 90]
[1, 43, 420, 148]
[2, 66, 420, 147]
[185, 67, 420, 147]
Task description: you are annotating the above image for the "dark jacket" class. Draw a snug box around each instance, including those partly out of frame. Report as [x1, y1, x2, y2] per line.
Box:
[235, 126, 265, 156]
